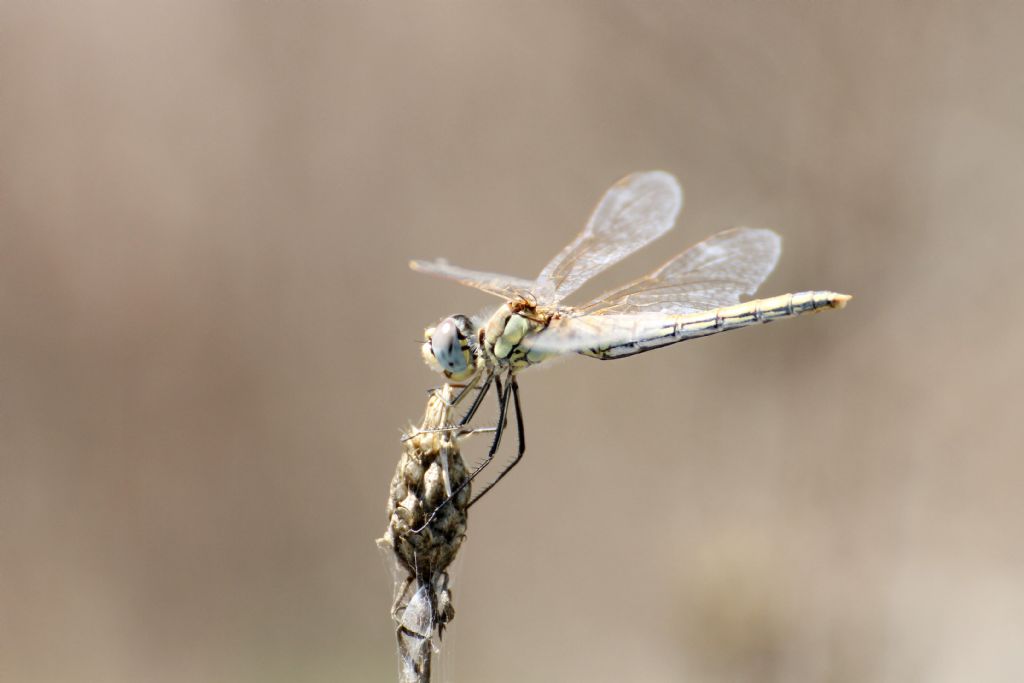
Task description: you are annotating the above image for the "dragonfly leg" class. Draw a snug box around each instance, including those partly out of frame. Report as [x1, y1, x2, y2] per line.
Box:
[457, 425, 496, 439]
[412, 371, 512, 534]
[402, 423, 497, 442]
[456, 370, 494, 426]
[431, 371, 481, 407]
[404, 371, 493, 442]
[468, 374, 525, 508]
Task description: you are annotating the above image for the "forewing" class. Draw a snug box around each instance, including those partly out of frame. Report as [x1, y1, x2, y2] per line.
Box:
[409, 259, 535, 299]
[579, 227, 781, 315]
[534, 171, 683, 304]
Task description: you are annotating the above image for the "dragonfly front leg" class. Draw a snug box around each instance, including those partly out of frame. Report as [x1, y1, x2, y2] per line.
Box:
[469, 374, 525, 508]
[402, 371, 494, 443]
[428, 369, 484, 409]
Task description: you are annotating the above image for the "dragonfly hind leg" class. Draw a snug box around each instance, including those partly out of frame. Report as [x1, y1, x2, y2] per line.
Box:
[468, 374, 525, 507]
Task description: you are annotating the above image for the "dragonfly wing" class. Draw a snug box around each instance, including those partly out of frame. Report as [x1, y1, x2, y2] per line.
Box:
[409, 258, 535, 299]
[534, 171, 683, 304]
[579, 227, 781, 315]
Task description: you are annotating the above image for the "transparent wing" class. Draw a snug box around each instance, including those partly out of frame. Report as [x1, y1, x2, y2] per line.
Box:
[409, 259, 535, 300]
[533, 171, 683, 304]
[579, 228, 781, 315]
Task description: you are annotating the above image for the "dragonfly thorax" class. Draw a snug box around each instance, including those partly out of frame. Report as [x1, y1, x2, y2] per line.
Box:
[480, 301, 553, 371]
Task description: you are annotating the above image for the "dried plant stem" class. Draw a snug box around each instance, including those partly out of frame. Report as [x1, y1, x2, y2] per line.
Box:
[378, 385, 470, 683]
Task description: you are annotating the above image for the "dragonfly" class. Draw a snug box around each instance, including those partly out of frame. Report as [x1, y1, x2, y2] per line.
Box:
[411, 171, 850, 525]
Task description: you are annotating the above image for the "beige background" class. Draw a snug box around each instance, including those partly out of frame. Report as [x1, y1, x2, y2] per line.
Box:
[3, 2, 1022, 682]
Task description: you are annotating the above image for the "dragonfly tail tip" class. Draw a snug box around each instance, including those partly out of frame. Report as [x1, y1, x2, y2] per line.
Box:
[832, 293, 852, 309]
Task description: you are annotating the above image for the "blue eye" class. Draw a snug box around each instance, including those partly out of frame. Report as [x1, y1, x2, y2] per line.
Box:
[431, 318, 467, 373]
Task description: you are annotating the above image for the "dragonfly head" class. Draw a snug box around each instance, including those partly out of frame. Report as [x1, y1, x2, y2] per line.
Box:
[422, 315, 478, 381]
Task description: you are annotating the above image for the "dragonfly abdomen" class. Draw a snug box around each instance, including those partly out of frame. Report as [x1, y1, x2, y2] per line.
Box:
[584, 291, 850, 360]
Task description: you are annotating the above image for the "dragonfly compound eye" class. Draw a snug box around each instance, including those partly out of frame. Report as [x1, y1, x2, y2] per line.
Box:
[430, 317, 468, 375]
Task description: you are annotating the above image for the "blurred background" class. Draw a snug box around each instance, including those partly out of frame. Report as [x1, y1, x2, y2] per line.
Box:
[2, 2, 1022, 681]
